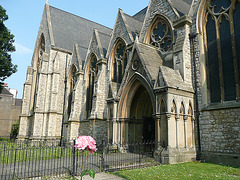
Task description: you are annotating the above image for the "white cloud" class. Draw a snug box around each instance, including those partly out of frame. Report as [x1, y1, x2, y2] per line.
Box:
[14, 43, 32, 56]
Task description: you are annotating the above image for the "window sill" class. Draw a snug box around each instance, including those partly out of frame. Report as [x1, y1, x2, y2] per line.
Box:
[201, 101, 240, 111]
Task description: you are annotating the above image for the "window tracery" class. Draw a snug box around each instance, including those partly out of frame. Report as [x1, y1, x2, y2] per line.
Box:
[67, 66, 77, 118]
[203, 0, 240, 103]
[86, 54, 97, 118]
[149, 17, 173, 52]
[112, 40, 127, 83]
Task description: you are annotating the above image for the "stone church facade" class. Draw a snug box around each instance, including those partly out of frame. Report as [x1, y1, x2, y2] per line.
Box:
[18, 0, 240, 166]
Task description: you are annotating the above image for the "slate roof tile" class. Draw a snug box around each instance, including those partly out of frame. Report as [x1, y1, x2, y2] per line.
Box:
[49, 6, 112, 61]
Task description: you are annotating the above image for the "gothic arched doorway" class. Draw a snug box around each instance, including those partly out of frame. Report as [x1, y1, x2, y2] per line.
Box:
[129, 85, 155, 143]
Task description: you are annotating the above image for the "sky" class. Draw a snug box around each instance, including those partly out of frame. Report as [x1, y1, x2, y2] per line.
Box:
[1, 0, 149, 98]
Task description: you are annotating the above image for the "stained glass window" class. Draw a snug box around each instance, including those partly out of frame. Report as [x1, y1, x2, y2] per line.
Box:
[67, 66, 77, 118]
[206, 15, 221, 103]
[86, 54, 97, 118]
[149, 18, 172, 52]
[204, 0, 239, 103]
[113, 40, 127, 83]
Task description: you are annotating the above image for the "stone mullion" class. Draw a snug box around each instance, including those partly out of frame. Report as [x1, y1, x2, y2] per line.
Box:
[203, 13, 212, 104]
[229, 4, 240, 100]
[112, 102, 118, 144]
[215, 17, 225, 102]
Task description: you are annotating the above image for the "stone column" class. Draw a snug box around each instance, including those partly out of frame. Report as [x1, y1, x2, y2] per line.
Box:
[175, 114, 180, 148]
[154, 115, 161, 148]
[124, 118, 130, 144]
[166, 113, 172, 148]
[112, 102, 118, 144]
[184, 115, 188, 148]
[191, 116, 195, 148]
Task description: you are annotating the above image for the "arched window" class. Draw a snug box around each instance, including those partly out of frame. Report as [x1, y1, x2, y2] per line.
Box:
[67, 66, 77, 118]
[32, 34, 45, 112]
[40, 34, 45, 52]
[203, 0, 240, 103]
[146, 15, 173, 52]
[112, 39, 128, 83]
[86, 54, 97, 118]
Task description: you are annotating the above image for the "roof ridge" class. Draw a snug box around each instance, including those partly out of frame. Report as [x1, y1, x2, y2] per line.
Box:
[123, 12, 143, 23]
[133, 6, 148, 17]
[49, 5, 112, 31]
[98, 31, 112, 37]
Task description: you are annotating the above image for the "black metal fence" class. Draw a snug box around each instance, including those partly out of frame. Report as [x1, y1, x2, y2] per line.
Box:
[0, 140, 159, 179]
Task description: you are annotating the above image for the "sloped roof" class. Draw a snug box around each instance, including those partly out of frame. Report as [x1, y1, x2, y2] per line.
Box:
[137, 42, 163, 80]
[98, 32, 111, 57]
[123, 13, 143, 40]
[169, 0, 193, 15]
[49, 6, 112, 61]
[132, 6, 148, 22]
[159, 66, 193, 92]
[0, 87, 13, 96]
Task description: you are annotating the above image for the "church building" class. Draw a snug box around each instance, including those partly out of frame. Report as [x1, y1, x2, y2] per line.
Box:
[18, 0, 240, 166]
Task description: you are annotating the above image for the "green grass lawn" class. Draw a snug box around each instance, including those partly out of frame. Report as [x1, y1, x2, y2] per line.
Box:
[0, 141, 101, 164]
[111, 162, 240, 179]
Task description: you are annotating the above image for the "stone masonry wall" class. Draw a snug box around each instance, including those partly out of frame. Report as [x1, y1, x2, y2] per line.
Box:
[200, 108, 240, 166]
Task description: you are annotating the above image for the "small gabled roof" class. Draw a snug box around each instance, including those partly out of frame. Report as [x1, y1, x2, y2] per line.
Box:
[136, 42, 163, 80]
[48, 5, 112, 61]
[158, 66, 193, 92]
[106, 9, 136, 58]
[0, 87, 13, 96]
[123, 13, 143, 40]
[132, 6, 148, 22]
[71, 44, 82, 70]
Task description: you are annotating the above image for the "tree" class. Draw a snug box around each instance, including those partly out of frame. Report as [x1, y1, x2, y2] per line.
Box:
[0, 5, 17, 93]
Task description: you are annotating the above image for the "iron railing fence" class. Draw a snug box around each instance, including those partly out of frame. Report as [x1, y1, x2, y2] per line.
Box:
[0, 140, 159, 179]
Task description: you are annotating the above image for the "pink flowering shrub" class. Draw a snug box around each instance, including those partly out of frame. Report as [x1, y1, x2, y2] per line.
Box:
[74, 136, 97, 179]
[75, 136, 97, 154]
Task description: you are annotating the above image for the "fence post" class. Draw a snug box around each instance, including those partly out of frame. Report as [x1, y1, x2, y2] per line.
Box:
[139, 143, 141, 168]
[100, 140, 105, 172]
[72, 139, 76, 177]
[12, 149, 17, 180]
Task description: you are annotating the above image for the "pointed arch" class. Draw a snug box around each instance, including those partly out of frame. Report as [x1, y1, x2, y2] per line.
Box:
[198, 0, 240, 103]
[110, 38, 128, 84]
[180, 101, 185, 115]
[67, 65, 78, 119]
[118, 72, 155, 119]
[144, 14, 173, 52]
[160, 99, 166, 114]
[86, 53, 98, 118]
[188, 101, 193, 116]
[171, 99, 177, 114]
[30, 33, 47, 112]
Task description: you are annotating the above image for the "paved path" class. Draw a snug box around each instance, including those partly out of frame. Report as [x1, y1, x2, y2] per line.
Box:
[77, 172, 126, 180]
[30, 172, 126, 179]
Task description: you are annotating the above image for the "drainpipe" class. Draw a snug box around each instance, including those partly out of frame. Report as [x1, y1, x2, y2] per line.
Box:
[189, 33, 201, 159]
[60, 54, 69, 146]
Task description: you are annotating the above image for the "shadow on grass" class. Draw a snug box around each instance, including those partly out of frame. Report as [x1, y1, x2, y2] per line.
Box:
[201, 161, 240, 169]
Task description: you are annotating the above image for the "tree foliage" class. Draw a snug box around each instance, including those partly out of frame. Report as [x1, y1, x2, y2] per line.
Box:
[0, 5, 17, 93]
